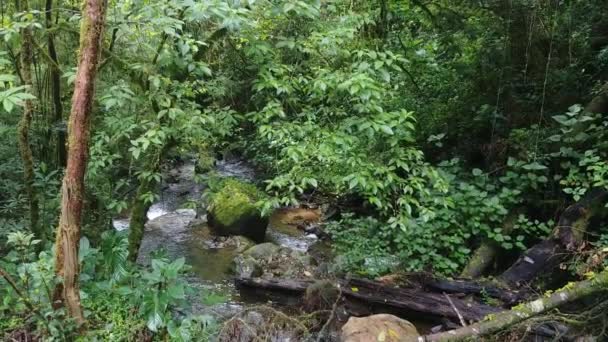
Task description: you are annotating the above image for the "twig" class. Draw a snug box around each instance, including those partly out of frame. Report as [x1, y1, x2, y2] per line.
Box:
[0, 267, 47, 324]
[316, 285, 342, 342]
[443, 292, 466, 327]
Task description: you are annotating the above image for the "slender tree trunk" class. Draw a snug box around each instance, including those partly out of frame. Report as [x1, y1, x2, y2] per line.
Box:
[18, 0, 42, 243]
[127, 182, 153, 262]
[45, 0, 66, 167]
[128, 143, 170, 261]
[53, 0, 107, 325]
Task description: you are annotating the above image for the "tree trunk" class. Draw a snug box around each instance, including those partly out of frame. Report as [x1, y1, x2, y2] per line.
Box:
[585, 82, 608, 115]
[18, 0, 41, 242]
[45, 0, 66, 167]
[460, 210, 520, 278]
[422, 269, 608, 341]
[53, 0, 107, 325]
[499, 188, 607, 286]
[127, 143, 170, 262]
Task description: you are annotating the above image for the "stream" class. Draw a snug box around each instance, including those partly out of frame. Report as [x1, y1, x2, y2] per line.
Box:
[112, 158, 322, 319]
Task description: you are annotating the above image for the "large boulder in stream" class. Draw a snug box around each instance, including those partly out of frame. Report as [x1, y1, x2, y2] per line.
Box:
[207, 178, 268, 242]
[341, 314, 419, 342]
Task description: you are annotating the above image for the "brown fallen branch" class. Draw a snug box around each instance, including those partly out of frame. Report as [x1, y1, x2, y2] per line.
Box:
[499, 188, 607, 286]
[421, 269, 608, 341]
[236, 276, 501, 322]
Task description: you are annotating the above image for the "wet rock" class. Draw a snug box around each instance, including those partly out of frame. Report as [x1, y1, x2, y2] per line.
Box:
[203, 235, 256, 252]
[243, 242, 280, 260]
[218, 310, 263, 342]
[207, 178, 268, 242]
[218, 308, 302, 342]
[231, 236, 256, 253]
[236, 243, 317, 279]
[341, 314, 420, 342]
[136, 209, 197, 266]
[233, 255, 263, 278]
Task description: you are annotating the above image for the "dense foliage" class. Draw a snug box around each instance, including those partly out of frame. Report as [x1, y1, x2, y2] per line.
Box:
[1, 0, 607, 340]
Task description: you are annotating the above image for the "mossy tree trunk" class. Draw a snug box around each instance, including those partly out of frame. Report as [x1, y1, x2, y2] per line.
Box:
[422, 269, 608, 341]
[460, 210, 520, 279]
[53, 0, 107, 326]
[18, 0, 41, 242]
[127, 146, 166, 262]
[585, 82, 608, 115]
[45, 0, 66, 167]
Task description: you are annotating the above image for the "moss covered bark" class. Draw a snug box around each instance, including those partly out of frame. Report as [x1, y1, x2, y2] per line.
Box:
[45, 0, 66, 167]
[460, 211, 519, 279]
[127, 147, 165, 262]
[127, 183, 152, 262]
[53, 0, 107, 326]
[18, 0, 41, 243]
[422, 269, 608, 341]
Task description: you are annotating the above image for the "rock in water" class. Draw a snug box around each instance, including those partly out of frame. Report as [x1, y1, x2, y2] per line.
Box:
[341, 314, 419, 342]
[242, 242, 280, 259]
[234, 243, 316, 279]
[232, 255, 263, 278]
[207, 178, 268, 242]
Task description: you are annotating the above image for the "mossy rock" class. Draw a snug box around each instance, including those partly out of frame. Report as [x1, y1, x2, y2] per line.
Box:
[207, 178, 268, 242]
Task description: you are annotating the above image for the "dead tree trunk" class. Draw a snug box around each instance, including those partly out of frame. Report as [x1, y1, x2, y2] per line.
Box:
[422, 269, 608, 341]
[18, 0, 41, 242]
[236, 277, 502, 322]
[53, 0, 107, 325]
[499, 188, 607, 286]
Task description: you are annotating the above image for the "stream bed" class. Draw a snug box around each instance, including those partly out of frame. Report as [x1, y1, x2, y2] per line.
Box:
[113, 158, 323, 319]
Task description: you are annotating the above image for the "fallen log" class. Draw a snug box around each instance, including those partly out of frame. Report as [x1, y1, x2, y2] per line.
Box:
[421, 269, 608, 341]
[499, 188, 607, 286]
[343, 278, 501, 322]
[235, 276, 501, 322]
[421, 275, 530, 305]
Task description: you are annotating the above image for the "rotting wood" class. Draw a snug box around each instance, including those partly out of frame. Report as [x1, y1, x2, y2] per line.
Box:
[235, 276, 502, 323]
[421, 269, 608, 341]
[499, 188, 607, 286]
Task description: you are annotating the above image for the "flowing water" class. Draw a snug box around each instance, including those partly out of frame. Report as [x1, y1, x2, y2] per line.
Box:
[111, 158, 440, 335]
[113, 158, 321, 318]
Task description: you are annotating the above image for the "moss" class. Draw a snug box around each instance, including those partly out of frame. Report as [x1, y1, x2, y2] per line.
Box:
[210, 178, 263, 227]
[208, 178, 268, 241]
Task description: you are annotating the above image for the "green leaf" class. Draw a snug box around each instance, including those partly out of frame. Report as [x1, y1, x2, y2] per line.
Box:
[379, 125, 394, 135]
